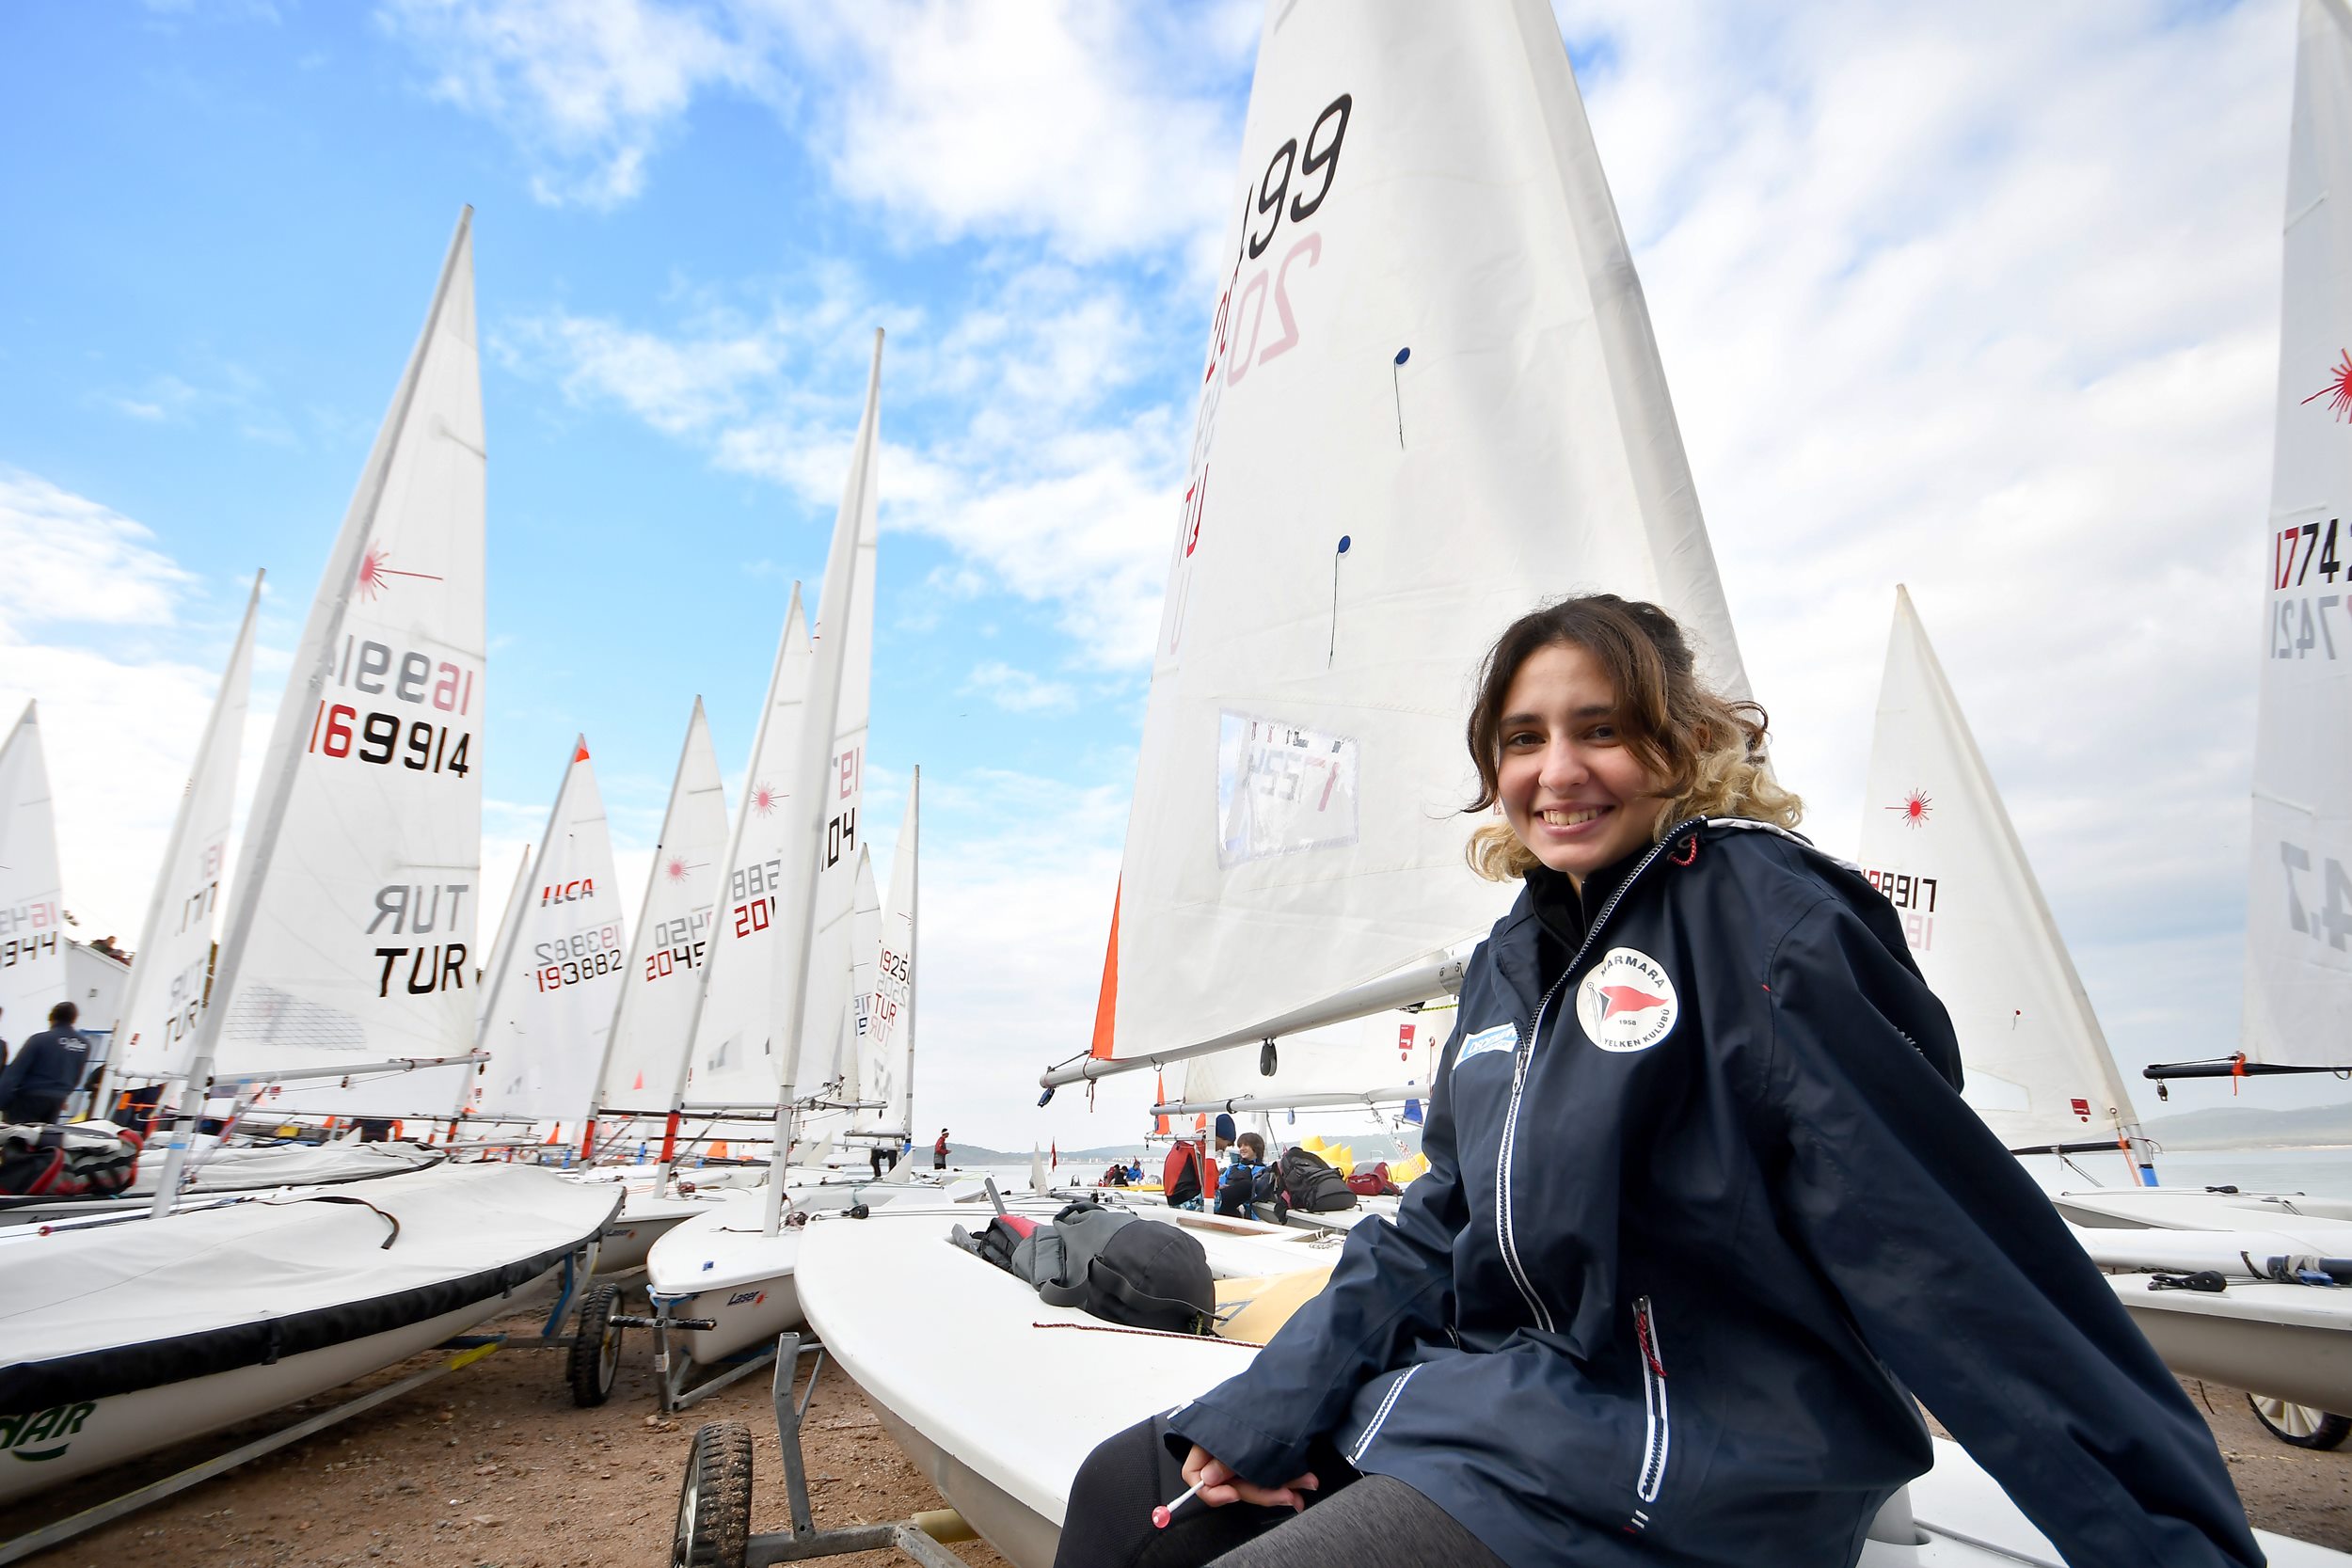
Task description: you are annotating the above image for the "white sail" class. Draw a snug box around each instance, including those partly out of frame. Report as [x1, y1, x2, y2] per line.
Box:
[191, 209, 486, 1119]
[0, 703, 67, 1045]
[107, 575, 263, 1089]
[674, 331, 882, 1123]
[792, 335, 881, 1113]
[1085, 0, 1747, 1077]
[1172, 1005, 1446, 1116]
[1858, 588, 2148, 1164]
[855, 771, 918, 1137]
[675, 590, 816, 1112]
[476, 847, 531, 1031]
[2246, 0, 2352, 1067]
[466, 737, 623, 1130]
[798, 847, 880, 1156]
[592, 698, 728, 1118]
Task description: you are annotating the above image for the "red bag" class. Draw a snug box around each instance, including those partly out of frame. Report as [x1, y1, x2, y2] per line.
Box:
[1343, 1161, 1396, 1197]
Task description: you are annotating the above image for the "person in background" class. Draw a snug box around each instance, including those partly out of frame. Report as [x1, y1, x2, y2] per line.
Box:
[0, 1001, 92, 1125]
[933, 1128, 950, 1171]
[1212, 1111, 1236, 1159]
[1216, 1132, 1270, 1219]
[1127, 1158, 1145, 1185]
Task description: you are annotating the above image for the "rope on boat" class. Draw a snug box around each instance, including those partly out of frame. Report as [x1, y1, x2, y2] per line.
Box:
[1030, 1321, 1262, 1348]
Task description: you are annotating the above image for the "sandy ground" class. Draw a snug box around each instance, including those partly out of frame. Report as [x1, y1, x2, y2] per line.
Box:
[5, 1281, 2349, 1566]
[2, 1284, 1009, 1568]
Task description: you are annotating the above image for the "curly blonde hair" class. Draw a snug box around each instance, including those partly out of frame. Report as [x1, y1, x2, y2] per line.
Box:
[1464, 594, 1802, 881]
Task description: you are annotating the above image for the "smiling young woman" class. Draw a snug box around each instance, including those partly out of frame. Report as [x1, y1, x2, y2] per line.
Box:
[1053, 594, 2258, 1568]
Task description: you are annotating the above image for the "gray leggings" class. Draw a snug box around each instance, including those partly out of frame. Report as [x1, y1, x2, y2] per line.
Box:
[1054, 1415, 1506, 1568]
[1203, 1473, 1506, 1568]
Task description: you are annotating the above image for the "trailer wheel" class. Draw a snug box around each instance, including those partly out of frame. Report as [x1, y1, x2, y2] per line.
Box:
[568, 1284, 624, 1407]
[673, 1421, 754, 1568]
[2248, 1394, 2352, 1449]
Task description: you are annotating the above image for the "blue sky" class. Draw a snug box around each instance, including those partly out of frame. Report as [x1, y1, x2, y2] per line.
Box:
[0, 0, 2321, 1148]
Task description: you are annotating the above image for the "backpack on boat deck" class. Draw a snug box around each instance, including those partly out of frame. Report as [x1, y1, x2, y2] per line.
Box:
[950, 1199, 1215, 1334]
[0, 1121, 145, 1197]
[1278, 1146, 1358, 1213]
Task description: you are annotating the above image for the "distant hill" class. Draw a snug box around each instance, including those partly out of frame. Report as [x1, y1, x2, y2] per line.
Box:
[2142, 1102, 2352, 1151]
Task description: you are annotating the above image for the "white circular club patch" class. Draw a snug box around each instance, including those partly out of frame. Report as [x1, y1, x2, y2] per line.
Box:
[1575, 947, 1679, 1053]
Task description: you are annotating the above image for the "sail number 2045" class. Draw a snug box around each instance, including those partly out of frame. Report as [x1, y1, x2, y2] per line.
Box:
[309, 702, 473, 776]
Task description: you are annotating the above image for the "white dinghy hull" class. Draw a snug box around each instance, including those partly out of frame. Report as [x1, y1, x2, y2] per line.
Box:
[0, 1162, 617, 1499]
[2108, 1274, 2352, 1414]
[798, 1204, 2349, 1568]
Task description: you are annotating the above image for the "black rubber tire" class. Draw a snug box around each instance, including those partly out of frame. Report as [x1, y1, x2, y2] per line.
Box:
[673, 1421, 754, 1568]
[2247, 1394, 2352, 1449]
[568, 1284, 623, 1408]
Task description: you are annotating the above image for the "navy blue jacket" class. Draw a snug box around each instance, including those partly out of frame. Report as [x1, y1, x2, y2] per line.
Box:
[1166, 819, 2258, 1567]
[0, 1025, 91, 1107]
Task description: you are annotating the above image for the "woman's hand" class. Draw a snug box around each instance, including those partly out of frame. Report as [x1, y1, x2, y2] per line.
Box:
[1180, 1444, 1320, 1512]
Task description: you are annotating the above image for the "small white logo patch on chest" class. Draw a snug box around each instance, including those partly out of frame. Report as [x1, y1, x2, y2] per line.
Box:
[1454, 1022, 1518, 1071]
[1576, 947, 1679, 1053]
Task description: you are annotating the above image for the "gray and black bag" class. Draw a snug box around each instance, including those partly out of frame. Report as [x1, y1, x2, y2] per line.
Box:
[951, 1199, 1215, 1334]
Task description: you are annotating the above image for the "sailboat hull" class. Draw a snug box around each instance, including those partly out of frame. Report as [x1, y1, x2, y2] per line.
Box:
[2109, 1274, 2352, 1413]
[0, 1163, 616, 1502]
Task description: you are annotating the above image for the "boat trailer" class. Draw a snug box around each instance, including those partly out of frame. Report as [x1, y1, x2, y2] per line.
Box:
[674, 1331, 970, 1568]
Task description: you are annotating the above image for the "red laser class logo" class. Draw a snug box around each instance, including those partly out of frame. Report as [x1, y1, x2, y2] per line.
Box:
[355, 546, 443, 602]
[2306, 350, 2352, 422]
[751, 782, 779, 817]
[1888, 789, 1932, 828]
[663, 855, 700, 883]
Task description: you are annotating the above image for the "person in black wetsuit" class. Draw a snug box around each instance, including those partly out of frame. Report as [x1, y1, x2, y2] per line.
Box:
[1053, 594, 2260, 1568]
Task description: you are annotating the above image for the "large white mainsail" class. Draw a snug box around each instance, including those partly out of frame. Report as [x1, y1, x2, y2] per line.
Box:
[105, 574, 263, 1096]
[1060, 0, 1748, 1086]
[464, 737, 623, 1132]
[162, 209, 486, 1175]
[0, 703, 67, 1046]
[2244, 0, 2352, 1070]
[585, 698, 728, 1151]
[670, 333, 882, 1180]
[1857, 588, 2151, 1179]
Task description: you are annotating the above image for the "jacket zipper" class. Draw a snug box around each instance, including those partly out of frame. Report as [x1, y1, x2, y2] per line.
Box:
[1493, 823, 1700, 1335]
[1632, 1294, 1671, 1509]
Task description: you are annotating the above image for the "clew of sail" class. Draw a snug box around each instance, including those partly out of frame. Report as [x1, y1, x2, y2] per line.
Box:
[589, 698, 729, 1134]
[185, 208, 487, 1122]
[465, 737, 623, 1132]
[2245, 0, 2352, 1068]
[1858, 588, 2149, 1171]
[1074, 0, 1747, 1083]
[107, 574, 263, 1094]
[0, 703, 67, 1042]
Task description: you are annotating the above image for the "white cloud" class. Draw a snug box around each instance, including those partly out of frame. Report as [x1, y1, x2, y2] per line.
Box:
[964, 660, 1075, 714]
[376, 0, 776, 208]
[0, 471, 257, 952]
[1553, 0, 2296, 1104]
[374, 0, 1255, 247]
[500, 265, 1186, 667]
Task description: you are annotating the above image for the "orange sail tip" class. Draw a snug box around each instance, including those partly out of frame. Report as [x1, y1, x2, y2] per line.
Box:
[1089, 881, 1121, 1060]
